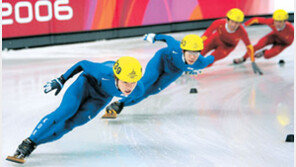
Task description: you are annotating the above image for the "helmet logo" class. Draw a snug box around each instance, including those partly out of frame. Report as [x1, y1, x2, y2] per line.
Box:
[113, 62, 122, 74]
[128, 69, 137, 79]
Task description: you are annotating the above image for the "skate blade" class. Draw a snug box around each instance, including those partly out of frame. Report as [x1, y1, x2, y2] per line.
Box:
[101, 113, 117, 119]
[6, 156, 25, 164]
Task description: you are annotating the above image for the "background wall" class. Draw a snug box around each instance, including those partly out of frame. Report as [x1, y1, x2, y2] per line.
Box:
[2, 0, 294, 49]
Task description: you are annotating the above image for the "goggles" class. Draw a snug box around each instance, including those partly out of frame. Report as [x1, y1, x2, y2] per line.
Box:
[186, 51, 200, 56]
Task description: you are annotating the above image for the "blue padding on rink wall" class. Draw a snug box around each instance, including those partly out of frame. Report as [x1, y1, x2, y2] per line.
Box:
[2, 13, 294, 50]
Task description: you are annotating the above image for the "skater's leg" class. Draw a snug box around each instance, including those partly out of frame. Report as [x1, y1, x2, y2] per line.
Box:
[34, 121, 69, 145]
[29, 76, 89, 145]
[254, 33, 275, 51]
[263, 44, 288, 59]
[201, 36, 233, 67]
[37, 98, 110, 144]
[243, 33, 274, 59]
[206, 45, 234, 67]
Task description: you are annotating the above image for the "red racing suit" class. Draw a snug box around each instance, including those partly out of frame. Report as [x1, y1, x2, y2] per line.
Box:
[243, 17, 294, 59]
[201, 19, 255, 65]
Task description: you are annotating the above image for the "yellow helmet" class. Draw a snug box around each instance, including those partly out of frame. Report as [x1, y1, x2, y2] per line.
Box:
[180, 34, 203, 51]
[226, 8, 244, 22]
[113, 56, 142, 82]
[273, 9, 288, 21]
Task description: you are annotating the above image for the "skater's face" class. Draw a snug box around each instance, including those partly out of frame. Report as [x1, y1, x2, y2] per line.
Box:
[274, 20, 285, 30]
[117, 80, 137, 96]
[184, 51, 200, 65]
[227, 19, 240, 31]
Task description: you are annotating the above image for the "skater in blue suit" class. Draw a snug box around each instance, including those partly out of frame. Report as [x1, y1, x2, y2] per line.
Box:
[7, 56, 144, 164]
[102, 34, 215, 119]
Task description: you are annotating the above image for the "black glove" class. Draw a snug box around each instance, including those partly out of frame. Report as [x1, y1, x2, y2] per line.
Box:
[44, 76, 66, 95]
[106, 101, 124, 114]
[251, 62, 263, 75]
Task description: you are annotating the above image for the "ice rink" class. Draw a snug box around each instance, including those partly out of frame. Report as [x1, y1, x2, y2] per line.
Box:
[2, 25, 294, 167]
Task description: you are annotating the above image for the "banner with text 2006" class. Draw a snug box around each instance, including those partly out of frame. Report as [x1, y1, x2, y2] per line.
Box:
[2, 0, 283, 38]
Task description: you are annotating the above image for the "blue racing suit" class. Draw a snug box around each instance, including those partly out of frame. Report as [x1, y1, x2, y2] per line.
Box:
[29, 60, 144, 145]
[120, 34, 214, 106]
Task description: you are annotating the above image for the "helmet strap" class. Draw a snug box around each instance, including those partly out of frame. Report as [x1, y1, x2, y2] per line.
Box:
[181, 50, 187, 64]
[114, 75, 120, 91]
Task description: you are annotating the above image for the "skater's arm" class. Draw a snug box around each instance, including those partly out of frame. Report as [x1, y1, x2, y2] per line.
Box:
[44, 60, 99, 96]
[239, 27, 263, 75]
[240, 27, 255, 62]
[154, 34, 178, 46]
[62, 60, 96, 81]
[201, 19, 221, 41]
[244, 17, 272, 26]
[245, 45, 255, 62]
[197, 55, 215, 68]
[143, 34, 178, 46]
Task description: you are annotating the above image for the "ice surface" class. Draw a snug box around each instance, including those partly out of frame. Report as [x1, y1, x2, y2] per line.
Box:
[2, 25, 294, 167]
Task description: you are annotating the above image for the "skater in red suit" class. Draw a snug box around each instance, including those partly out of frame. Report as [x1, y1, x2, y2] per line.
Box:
[201, 8, 262, 75]
[234, 9, 294, 63]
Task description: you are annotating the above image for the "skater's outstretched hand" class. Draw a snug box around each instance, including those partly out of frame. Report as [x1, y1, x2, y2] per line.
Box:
[44, 76, 66, 95]
[106, 101, 124, 114]
[251, 62, 263, 75]
[143, 33, 156, 43]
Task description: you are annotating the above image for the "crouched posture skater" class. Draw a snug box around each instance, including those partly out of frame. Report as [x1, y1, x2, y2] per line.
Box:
[102, 34, 215, 119]
[201, 8, 262, 75]
[233, 9, 294, 63]
[7, 56, 144, 164]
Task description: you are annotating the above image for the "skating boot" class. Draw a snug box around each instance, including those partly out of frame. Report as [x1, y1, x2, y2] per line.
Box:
[6, 138, 37, 164]
[102, 101, 124, 119]
[102, 109, 117, 119]
[233, 57, 246, 64]
[255, 50, 266, 58]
